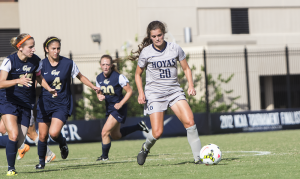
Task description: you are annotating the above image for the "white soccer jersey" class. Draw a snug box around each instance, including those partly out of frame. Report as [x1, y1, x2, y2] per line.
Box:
[138, 41, 186, 99]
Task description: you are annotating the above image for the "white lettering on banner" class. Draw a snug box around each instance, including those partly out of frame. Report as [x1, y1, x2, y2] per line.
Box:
[280, 111, 300, 125]
[60, 124, 82, 141]
[61, 125, 70, 141]
[248, 113, 279, 127]
[220, 115, 234, 129]
[69, 124, 82, 141]
[233, 114, 248, 128]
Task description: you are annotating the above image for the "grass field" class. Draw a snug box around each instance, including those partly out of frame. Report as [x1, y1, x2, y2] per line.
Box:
[1, 129, 300, 179]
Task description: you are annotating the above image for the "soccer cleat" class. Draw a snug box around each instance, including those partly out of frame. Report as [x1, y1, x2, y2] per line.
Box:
[17, 144, 30, 160]
[6, 170, 17, 176]
[35, 164, 45, 170]
[59, 144, 69, 159]
[138, 121, 149, 133]
[137, 142, 149, 165]
[96, 155, 109, 161]
[45, 152, 56, 163]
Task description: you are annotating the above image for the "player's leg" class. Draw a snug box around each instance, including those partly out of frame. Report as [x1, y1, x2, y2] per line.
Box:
[49, 117, 68, 159]
[119, 121, 149, 137]
[98, 114, 119, 161]
[137, 112, 164, 165]
[1, 114, 19, 173]
[36, 122, 50, 169]
[170, 99, 202, 164]
[0, 118, 7, 135]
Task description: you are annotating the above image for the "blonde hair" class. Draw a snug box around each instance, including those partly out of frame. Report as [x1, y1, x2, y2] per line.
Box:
[10, 33, 34, 50]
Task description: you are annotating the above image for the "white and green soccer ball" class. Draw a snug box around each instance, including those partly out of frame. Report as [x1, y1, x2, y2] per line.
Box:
[200, 144, 222, 165]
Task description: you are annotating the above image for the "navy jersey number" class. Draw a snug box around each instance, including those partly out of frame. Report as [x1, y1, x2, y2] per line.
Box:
[159, 69, 171, 78]
[101, 85, 115, 95]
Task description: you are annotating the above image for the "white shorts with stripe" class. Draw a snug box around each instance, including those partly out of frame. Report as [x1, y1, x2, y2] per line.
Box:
[144, 91, 186, 115]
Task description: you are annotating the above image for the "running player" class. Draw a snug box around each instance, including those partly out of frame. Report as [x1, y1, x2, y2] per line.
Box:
[96, 55, 149, 161]
[0, 33, 57, 176]
[130, 21, 202, 165]
[35, 37, 100, 169]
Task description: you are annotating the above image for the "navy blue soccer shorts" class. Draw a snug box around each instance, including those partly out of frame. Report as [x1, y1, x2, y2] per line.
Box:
[107, 104, 127, 124]
[37, 109, 69, 124]
[0, 100, 31, 127]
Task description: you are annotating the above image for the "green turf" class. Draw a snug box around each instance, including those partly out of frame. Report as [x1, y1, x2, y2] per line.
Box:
[1, 129, 300, 178]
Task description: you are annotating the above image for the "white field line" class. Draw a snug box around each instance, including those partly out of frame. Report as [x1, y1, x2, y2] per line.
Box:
[0, 151, 272, 168]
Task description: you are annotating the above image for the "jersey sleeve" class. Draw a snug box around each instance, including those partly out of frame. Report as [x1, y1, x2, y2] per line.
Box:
[177, 45, 186, 61]
[96, 81, 100, 87]
[119, 74, 129, 87]
[35, 60, 43, 72]
[138, 50, 148, 68]
[71, 61, 80, 78]
[0, 58, 11, 72]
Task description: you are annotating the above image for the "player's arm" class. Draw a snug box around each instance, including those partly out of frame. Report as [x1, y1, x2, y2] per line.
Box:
[76, 72, 100, 93]
[36, 74, 57, 97]
[135, 65, 146, 104]
[0, 71, 32, 88]
[114, 83, 132, 110]
[180, 59, 196, 96]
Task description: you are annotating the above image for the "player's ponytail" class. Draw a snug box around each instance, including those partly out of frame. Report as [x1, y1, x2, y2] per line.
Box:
[129, 21, 167, 61]
[10, 33, 33, 51]
[100, 55, 120, 74]
[43, 36, 61, 58]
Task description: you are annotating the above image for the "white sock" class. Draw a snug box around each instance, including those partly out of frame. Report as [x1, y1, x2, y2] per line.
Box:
[34, 136, 39, 146]
[186, 124, 202, 161]
[19, 143, 25, 150]
[144, 133, 157, 150]
[46, 146, 52, 156]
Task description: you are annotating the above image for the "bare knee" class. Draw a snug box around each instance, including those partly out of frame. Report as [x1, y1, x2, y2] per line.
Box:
[8, 132, 19, 141]
[101, 130, 110, 139]
[183, 118, 195, 128]
[152, 129, 163, 139]
[39, 132, 48, 142]
[110, 132, 121, 140]
[49, 131, 60, 140]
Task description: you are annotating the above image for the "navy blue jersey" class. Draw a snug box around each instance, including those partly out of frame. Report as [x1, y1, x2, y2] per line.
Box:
[0, 53, 41, 109]
[37, 56, 79, 115]
[96, 71, 129, 115]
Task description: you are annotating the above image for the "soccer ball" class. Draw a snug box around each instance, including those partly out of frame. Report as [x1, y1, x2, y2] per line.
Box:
[199, 144, 222, 165]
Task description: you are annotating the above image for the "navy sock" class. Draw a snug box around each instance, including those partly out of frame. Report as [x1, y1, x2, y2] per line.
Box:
[6, 139, 18, 171]
[120, 124, 141, 137]
[38, 140, 47, 166]
[0, 135, 9, 147]
[52, 133, 66, 146]
[102, 142, 111, 158]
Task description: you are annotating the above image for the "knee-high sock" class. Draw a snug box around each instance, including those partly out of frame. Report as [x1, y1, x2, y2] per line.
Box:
[144, 133, 157, 151]
[0, 135, 9, 147]
[186, 124, 201, 161]
[52, 133, 66, 146]
[6, 139, 18, 171]
[34, 136, 52, 156]
[38, 140, 47, 166]
[120, 124, 141, 137]
[102, 142, 111, 158]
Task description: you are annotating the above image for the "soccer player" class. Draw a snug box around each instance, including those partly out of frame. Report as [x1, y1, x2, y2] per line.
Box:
[0, 33, 57, 176]
[95, 55, 149, 161]
[35, 36, 100, 169]
[130, 21, 202, 165]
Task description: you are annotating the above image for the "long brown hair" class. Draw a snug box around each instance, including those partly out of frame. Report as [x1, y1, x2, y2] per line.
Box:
[100, 55, 120, 73]
[129, 21, 167, 61]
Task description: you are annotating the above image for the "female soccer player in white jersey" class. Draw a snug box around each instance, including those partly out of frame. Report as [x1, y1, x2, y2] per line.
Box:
[35, 37, 100, 169]
[0, 33, 57, 176]
[95, 55, 149, 161]
[130, 21, 202, 165]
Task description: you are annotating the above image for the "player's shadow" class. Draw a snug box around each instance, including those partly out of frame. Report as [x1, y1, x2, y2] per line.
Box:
[222, 157, 239, 161]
